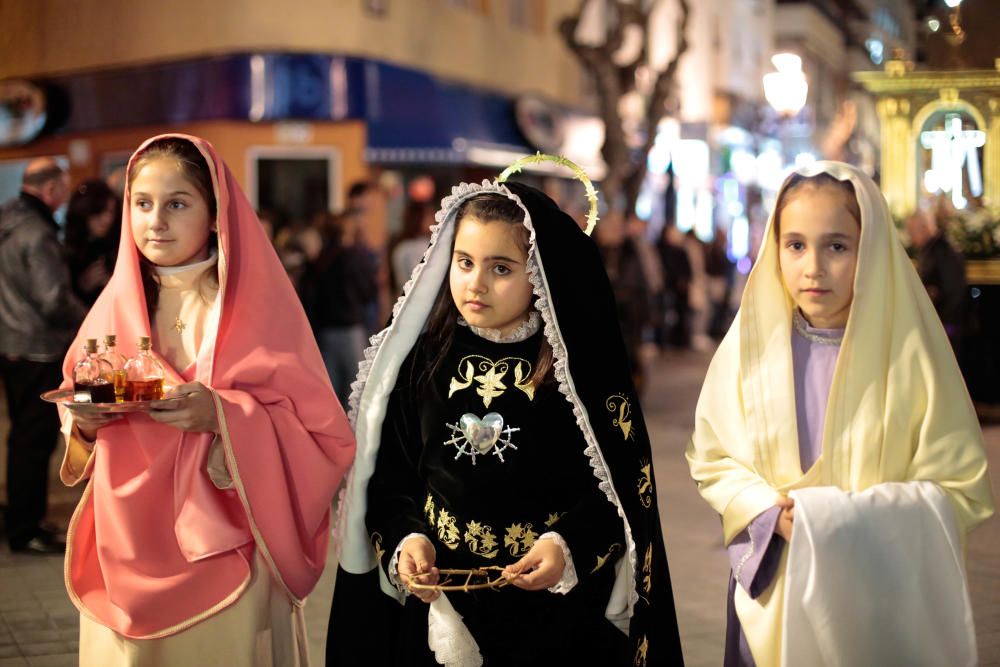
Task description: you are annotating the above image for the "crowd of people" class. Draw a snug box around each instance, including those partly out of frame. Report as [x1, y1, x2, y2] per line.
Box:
[0, 138, 993, 666]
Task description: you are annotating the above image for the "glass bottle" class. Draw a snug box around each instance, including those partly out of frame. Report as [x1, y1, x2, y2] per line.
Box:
[100, 334, 129, 403]
[72, 339, 116, 403]
[124, 336, 164, 401]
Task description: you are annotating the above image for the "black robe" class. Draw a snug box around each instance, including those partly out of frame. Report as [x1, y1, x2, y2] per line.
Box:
[328, 180, 684, 667]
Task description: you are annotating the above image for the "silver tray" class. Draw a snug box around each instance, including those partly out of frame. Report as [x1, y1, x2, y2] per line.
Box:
[40, 387, 184, 413]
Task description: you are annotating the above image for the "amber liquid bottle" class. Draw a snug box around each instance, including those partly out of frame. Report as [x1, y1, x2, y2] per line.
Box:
[99, 334, 129, 403]
[124, 336, 164, 401]
[73, 339, 116, 403]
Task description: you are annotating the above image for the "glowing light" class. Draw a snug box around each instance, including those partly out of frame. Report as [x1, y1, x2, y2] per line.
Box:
[943, 0, 962, 8]
[927, 17, 941, 32]
[920, 114, 986, 209]
[763, 53, 808, 117]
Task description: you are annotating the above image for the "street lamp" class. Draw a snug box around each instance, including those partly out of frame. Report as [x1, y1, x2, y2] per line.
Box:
[763, 53, 808, 118]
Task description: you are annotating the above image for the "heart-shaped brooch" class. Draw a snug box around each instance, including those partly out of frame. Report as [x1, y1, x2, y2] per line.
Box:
[445, 412, 520, 465]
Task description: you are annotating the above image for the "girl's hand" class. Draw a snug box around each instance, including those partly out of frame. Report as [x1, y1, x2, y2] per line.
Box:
[147, 382, 219, 433]
[775, 497, 795, 542]
[398, 536, 440, 603]
[502, 538, 566, 591]
[67, 409, 121, 441]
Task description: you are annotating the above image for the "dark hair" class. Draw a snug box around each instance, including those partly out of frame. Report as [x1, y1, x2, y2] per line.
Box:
[22, 164, 65, 188]
[65, 179, 116, 249]
[128, 138, 219, 321]
[419, 193, 554, 388]
[773, 173, 861, 238]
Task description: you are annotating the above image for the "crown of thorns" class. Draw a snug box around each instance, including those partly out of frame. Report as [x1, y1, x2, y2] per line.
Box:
[497, 153, 600, 236]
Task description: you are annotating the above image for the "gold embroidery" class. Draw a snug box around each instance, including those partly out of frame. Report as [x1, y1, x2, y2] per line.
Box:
[173, 317, 186, 333]
[592, 542, 622, 574]
[642, 544, 653, 594]
[371, 533, 386, 562]
[423, 494, 555, 559]
[449, 356, 535, 407]
[634, 636, 649, 667]
[544, 512, 565, 528]
[638, 460, 653, 508]
[606, 394, 634, 440]
[463, 521, 499, 559]
[424, 493, 436, 525]
[503, 523, 538, 556]
[436, 508, 460, 550]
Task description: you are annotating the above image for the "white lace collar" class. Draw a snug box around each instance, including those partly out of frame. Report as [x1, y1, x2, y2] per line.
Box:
[458, 310, 541, 344]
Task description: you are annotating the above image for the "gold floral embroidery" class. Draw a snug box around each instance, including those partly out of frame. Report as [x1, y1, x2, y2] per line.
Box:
[642, 544, 653, 594]
[503, 523, 538, 556]
[463, 521, 499, 559]
[592, 543, 622, 574]
[638, 460, 653, 508]
[449, 356, 535, 407]
[424, 493, 436, 525]
[634, 636, 649, 667]
[606, 393, 634, 440]
[544, 512, 565, 528]
[423, 494, 554, 559]
[371, 533, 386, 563]
[436, 508, 460, 550]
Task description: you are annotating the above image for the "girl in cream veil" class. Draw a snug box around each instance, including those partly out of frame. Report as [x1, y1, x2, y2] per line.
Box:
[686, 161, 993, 666]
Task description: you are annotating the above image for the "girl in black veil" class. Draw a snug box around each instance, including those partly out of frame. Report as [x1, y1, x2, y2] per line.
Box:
[328, 160, 683, 666]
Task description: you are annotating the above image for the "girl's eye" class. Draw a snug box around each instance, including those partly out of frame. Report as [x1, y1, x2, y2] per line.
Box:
[457, 257, 473, 270]
[787, 241, 804, 251]
[831, 243, 847, 252]
[493, 264, 511, 276]
[135, 200, 151, 210]
[168, 200, 187, 210]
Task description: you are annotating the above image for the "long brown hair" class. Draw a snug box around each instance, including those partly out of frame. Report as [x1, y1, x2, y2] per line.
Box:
[773, 172, 862, 238]
[419, 193, 554, 388]
[128, 137, 219, 323]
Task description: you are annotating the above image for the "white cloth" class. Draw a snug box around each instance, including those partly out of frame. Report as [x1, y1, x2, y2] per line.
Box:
[782, 482, 977, 667]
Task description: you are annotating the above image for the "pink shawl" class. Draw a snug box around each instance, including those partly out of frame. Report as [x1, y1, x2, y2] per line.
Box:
[59, 134, 355, 638]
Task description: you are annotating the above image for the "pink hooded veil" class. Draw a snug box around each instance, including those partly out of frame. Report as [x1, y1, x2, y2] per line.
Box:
[59, 134, 356, 638]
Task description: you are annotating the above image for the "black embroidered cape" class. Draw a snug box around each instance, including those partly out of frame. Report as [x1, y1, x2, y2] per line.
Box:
[328, 180, 684, 666]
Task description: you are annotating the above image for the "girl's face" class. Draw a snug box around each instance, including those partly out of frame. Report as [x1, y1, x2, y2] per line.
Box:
[777, 185, 860, 329]
[450, 215, 534, 336]
[130, 158, 215, 267]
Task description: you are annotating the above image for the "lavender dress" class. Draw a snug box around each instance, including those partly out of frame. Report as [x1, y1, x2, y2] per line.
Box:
[723, 312, 843, 667]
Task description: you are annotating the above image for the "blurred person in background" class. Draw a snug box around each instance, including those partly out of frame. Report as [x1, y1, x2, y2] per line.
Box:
[0, 158, 86, 554]
[64, 179, 119, 306]
[596, 211, 652, 393]
[657, 223, 692, 348]
[685, 229, 712, 351]
[905, 207, 967, 353]
[304, 211, 377, 409]
[274, 215, 323, 294]
[346, 180, 388, 332]
[705, 227, 736, 340]
[389, 200, 435, 295]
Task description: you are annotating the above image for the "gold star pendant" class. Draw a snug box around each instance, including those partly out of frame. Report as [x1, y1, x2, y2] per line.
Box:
[173, 317, 186, 333]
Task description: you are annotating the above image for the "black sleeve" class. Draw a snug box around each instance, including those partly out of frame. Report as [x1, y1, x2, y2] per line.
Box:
[365, 352, 429, 573]
[549, 461, 626, 580]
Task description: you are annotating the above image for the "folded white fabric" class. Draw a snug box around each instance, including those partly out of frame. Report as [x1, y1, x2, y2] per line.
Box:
[428, 593, 483, 667]
[782, 481, 976, 667]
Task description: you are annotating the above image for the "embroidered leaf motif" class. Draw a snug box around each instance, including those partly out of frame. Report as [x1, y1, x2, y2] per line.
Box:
[424, 494, 436, 524]
[591, 543, 622, 574]
[436, 508, 460, 549]
[544, 512, 565, 528]
[464, 520, 499, 559]
[371, 533, 385, 562]
[606, 394, 634, 440]
[634, 636, 649, 667]
[503, 522, 537, 555]
[642, 544, 653, 594]
[448, 361, 475, 398]
[513, 362, 535, 400]
[474, 366, 507, 408]
[637, 462, 653, 509]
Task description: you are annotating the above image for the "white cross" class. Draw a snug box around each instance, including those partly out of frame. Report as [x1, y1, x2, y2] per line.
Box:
[921, 114, 986, 209]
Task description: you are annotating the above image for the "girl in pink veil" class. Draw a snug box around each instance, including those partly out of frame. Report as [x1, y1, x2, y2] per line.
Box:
[58, 134, 355, 665]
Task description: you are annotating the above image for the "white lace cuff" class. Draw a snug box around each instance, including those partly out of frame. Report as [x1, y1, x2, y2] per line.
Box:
[538, 532, 577, 594]
[389, 533, 435, 594]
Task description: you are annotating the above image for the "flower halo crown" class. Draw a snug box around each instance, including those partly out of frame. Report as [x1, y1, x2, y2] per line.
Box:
[497, 152, 600, 236]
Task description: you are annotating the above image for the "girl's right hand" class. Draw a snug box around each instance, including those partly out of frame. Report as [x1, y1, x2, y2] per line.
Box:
[67, 409, 121, 441]
[398, 536, 440, 603]
[775, 497, 795, 541]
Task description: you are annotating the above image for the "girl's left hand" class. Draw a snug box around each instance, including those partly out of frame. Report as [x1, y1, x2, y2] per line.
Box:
[147, 382, 220, 433]
[502, 538, 566, 591]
